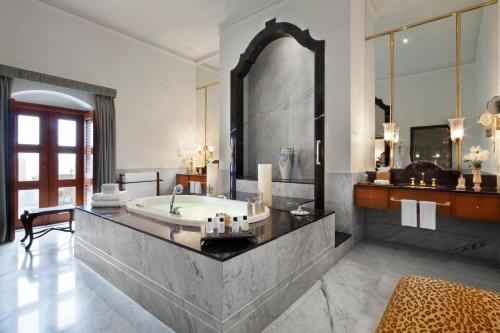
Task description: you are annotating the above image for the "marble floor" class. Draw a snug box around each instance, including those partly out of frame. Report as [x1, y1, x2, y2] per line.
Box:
[1, 227, 499, 333]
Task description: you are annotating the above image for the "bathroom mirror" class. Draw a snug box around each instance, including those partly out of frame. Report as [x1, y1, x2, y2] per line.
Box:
[230, 19, 325, 208]
[196, 60, 220, 166]
[368, 3, 498, 172]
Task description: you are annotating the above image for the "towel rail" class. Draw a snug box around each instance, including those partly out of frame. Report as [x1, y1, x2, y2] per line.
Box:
[390, 197, 451, 207]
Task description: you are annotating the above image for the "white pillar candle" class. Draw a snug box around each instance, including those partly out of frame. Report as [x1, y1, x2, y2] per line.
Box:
[206, 163, 219, 196]
[257, 164, 272, 207]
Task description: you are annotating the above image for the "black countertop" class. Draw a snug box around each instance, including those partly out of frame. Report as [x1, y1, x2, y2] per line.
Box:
[76, 193, 332, 262]
[355, 182, 500, 196]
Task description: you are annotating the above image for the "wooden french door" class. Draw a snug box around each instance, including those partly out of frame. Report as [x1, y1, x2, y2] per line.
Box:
[11, 100, 88, 229]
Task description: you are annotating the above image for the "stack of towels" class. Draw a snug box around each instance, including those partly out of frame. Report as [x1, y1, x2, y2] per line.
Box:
[91, 184, 129, 207]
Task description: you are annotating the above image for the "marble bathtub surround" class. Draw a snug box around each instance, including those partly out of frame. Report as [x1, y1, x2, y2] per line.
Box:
[76, 198, 333, 261]
[75, 204, 342, 333]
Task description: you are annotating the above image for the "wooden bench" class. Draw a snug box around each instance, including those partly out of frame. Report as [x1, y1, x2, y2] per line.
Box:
[20, 205, 75, 250]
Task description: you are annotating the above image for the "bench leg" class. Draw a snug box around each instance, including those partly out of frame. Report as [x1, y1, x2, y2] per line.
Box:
[25, 218, 34, 250]
[69, 210, 74, 233]
[20, 212, 29, 243]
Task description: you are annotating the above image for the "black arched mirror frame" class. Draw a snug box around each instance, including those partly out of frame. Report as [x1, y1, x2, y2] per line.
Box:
[229, 19, 325, 209]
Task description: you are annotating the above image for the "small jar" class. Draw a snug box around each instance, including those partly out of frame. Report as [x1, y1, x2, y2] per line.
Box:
[217, 217, 225, 234]
[240, 215, 249, 231]
[206, 217, 214, 233]
[246, 199, 254, 216]
[231, 217, 240, 233]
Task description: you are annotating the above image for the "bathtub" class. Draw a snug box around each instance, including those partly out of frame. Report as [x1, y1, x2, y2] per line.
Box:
[126, 195, 270, 227]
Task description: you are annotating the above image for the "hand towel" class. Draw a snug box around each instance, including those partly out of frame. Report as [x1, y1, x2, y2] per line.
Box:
[374, 179, 390, 185]
[189, 181, 195, 194]
[91, 200, 127, 208]
[419, 201, 436, 230]
[401, 199, 417, 227]
[92, 191, 128, 202]
[193, 181, 202, 194]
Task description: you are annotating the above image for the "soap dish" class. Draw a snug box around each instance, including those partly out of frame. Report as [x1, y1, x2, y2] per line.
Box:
[290, 205, 311, 216]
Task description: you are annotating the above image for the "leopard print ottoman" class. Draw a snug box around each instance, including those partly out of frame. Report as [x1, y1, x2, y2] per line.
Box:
[376, 275, 500, 332]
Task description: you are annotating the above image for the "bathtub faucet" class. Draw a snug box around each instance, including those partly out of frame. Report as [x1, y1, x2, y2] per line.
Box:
[170, 184, 184, 214]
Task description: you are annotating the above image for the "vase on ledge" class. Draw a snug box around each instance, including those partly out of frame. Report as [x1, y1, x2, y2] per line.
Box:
[278, 148, 295, 180]
[472, 168, 482, 191]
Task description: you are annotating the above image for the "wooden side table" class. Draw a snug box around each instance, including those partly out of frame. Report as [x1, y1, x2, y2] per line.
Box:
[20, 205, 75, 250]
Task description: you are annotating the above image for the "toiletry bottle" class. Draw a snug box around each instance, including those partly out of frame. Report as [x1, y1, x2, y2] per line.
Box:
[254, 193, 265, 214]
[231, 216, 240, 233]
[206, 217, 214, 233]
[246, 199, 254, 216]
[240, 215, 249, 231]
[217, 217, 225, 234]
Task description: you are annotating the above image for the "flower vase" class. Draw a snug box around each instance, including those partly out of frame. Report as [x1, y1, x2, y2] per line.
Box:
[472, 168, 482, 191]
[277, 148, 295, 180]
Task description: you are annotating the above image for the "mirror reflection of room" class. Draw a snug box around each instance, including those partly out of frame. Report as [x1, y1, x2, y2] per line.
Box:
[371, 4, 498, 173]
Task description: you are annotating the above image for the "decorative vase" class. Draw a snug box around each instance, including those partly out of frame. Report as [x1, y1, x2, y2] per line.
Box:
[277, 148, 295, 180]
[472, 168, 482, 191]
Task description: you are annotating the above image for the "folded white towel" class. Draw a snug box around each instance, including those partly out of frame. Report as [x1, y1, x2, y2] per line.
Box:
[419, 201, 436, 230]
[91, 200, 127, 208]
[189, 181, 195, 194]
[92, 191, 128, 202]
[102, 183, 119, 194]
[373, 179, 390, 185]
[401, 199, 417, 227]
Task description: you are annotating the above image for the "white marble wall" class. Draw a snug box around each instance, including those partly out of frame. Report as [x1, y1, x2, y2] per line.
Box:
[75, 209, 341, 333]
[236, 179, 314, 199]
[324, 172, 366, 243]
[243, 37, 315, 180]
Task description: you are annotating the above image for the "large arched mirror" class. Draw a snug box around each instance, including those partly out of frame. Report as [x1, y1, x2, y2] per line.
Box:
[229, 19, 325, 209]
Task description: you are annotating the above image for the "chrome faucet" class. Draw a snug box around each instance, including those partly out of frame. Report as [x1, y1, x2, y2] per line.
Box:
[170, 184, 184, 214]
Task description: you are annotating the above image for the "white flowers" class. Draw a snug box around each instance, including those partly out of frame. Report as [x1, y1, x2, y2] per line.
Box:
[463, 146, 489, 169]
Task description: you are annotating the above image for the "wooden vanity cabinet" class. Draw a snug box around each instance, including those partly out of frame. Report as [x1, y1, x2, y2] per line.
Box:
[354, 186, 389, 209]
[354, 184, 500, 223]
[452, 194, 500, 223]
[176, 174, 206, 191]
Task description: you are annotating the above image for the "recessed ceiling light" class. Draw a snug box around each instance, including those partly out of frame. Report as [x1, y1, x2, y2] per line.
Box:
[402, 38, 409, 44]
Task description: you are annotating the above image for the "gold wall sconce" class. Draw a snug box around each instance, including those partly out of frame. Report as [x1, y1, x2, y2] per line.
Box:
[448, 117, 465, 170]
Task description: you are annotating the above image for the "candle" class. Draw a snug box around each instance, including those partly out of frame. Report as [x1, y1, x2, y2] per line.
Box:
[258, 164, 272, 207]
[206, 163, 219, 196]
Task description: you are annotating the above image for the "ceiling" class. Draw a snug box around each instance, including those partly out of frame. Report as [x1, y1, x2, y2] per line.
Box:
[368, 0, 493, 33]
[37, 0, 282, 63]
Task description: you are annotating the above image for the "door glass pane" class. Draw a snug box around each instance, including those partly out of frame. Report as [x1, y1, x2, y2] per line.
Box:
[58, 154, 76, 180]
[18, 115, 40, 145]
[18, 153, 39, 181]
[58, 119, 77, 147]
[18, 189, 39, 218]
[58, 187, 76, 205]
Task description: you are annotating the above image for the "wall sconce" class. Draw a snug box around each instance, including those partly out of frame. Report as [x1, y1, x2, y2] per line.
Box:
[393, 126, 400, 144]
[383, 122, 397, 167]
[448, 117, 465, 170]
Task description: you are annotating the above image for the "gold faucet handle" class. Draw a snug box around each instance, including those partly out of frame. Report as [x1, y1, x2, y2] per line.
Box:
[410, 177, 416, 186]
[431, 178, 437, 187]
